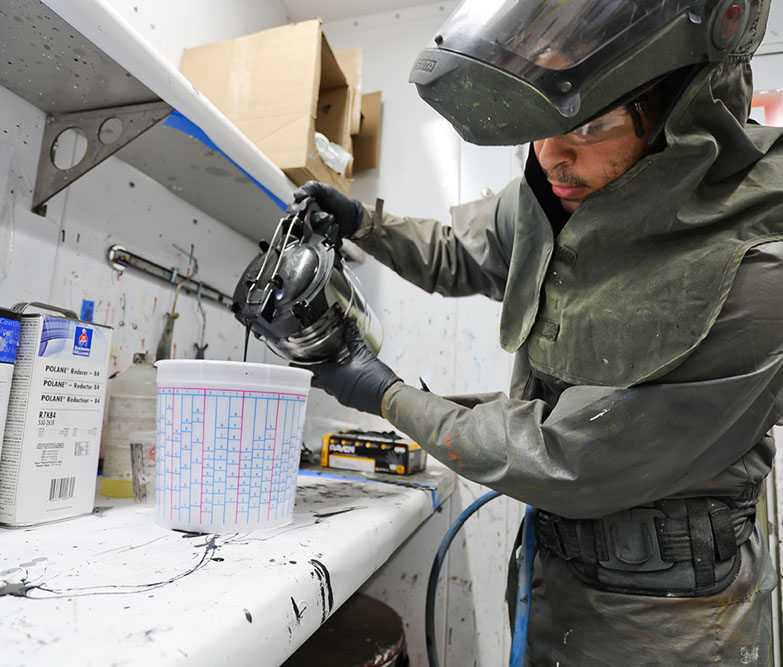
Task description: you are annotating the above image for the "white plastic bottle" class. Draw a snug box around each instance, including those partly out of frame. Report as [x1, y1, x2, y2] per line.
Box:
[99, 353, 157, 498]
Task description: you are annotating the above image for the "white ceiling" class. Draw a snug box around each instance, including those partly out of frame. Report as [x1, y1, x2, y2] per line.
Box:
[280, 0, 440, 23]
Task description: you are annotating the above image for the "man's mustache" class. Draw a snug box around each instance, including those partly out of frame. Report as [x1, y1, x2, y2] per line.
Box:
[542, 166, 588, 188]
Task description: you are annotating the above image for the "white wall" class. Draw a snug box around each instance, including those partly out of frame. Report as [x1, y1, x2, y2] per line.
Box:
[751, 1, 783, 90]
[104, 0, 288, 68]
[325, 5, 525, 666]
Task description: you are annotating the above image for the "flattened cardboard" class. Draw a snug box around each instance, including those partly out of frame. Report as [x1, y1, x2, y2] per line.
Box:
[180, 19, 353, 193]
[317, 38, 353, 152]
[317, 87, 352, 153]
[335, 48, 363, 136]
[353, 91, 382, 172]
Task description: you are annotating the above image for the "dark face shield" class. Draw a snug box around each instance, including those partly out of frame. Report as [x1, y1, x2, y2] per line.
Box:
[409, 0, 750, 145]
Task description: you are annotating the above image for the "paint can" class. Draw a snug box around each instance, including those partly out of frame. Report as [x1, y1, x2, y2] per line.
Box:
[0, 302, 112, 526]
[0, 307, 21, 447]
[283, 593, 409, 667]
[154, 360, 311, 533]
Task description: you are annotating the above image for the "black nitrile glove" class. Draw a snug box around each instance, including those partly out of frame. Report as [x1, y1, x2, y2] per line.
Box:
[303, 322, 401, 416]
[291, 181, 363, 242]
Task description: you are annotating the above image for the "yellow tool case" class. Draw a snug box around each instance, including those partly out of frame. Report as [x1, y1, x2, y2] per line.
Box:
[321, 430, 426, 476]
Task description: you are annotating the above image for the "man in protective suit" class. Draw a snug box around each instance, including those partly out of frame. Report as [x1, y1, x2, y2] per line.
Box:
[293, 1, 783, 663]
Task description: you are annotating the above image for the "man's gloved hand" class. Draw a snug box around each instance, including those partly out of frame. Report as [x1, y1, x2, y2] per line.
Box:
[291, 181, 363, 245]
[303, 322, 401, 416]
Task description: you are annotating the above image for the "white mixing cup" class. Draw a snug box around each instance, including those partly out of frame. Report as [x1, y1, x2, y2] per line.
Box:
[154, 360, 311, 533]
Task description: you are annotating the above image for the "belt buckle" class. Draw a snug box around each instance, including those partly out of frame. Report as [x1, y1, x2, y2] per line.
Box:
[599, 508, 673, 572]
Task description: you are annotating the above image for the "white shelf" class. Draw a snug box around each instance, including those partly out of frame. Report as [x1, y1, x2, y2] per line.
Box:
[1, 0, 295, 240]
[1, 468, 455, 666]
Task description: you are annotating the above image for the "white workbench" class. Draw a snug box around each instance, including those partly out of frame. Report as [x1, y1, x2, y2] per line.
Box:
[0, 466, 455, 667]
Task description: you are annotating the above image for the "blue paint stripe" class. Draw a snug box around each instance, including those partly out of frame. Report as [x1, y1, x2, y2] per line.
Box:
[163, 110, 288, 212]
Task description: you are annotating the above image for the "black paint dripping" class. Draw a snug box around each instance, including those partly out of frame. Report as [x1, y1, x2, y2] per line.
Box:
[244, 609, 253, 623]
[244, 322, 251, 362]
[4, 535, 222, 600]
[0, 581, 39, 598]
[309, 559, 334, 623]
[291, 597, 304, 623]
[313, 507, 362, 519]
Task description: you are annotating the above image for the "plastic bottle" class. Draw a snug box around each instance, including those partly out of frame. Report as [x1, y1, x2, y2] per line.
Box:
[99, 353, 157, 498]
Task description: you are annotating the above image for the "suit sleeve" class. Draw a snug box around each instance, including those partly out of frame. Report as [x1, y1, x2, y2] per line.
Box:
[351, 179, 521, 300]
[381, 242, 783, 519]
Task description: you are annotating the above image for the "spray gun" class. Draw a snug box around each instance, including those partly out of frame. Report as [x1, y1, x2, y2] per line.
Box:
[232, 198, 382, 363]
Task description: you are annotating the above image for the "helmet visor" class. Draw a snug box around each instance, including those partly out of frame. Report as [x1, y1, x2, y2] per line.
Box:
[435, 0, 703, 116]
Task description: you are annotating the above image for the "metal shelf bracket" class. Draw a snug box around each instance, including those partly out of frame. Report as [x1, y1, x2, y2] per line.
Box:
[34, 101, 173, 213]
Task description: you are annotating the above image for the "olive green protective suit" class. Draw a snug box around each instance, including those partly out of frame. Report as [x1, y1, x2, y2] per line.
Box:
[350, 41, 783, 667]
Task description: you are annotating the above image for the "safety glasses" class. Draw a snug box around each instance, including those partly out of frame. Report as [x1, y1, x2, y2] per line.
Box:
[562, 103, 642, 146]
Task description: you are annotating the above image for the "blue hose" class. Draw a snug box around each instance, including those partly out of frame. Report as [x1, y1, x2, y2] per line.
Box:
[510, 505, 538, 666]
[425, 490, 500, 667]
[424, 493, 537, 667]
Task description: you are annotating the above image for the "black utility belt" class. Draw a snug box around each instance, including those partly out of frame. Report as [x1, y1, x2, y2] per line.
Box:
[536, 498, 756, 597]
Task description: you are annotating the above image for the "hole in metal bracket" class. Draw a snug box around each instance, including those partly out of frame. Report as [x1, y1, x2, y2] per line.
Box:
[98, 117, 123, 145]
[51, 127, 88, 170]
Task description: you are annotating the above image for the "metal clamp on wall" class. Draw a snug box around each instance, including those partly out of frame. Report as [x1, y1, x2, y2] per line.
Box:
[106, 244, 233, 310]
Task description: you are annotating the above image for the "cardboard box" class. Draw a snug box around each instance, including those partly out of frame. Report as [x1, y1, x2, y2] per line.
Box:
[353, 92, 382, 172]
[180, 19, 354, 193]
[0, 310, 112, 526]
[321, 430, 426, 476]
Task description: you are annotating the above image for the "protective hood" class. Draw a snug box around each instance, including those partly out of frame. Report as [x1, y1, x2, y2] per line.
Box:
[499, 51, 783, 386]
[410, 0, 770, 146]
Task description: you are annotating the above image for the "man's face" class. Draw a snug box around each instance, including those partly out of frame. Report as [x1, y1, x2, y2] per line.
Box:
[532, 105, 655, 213]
